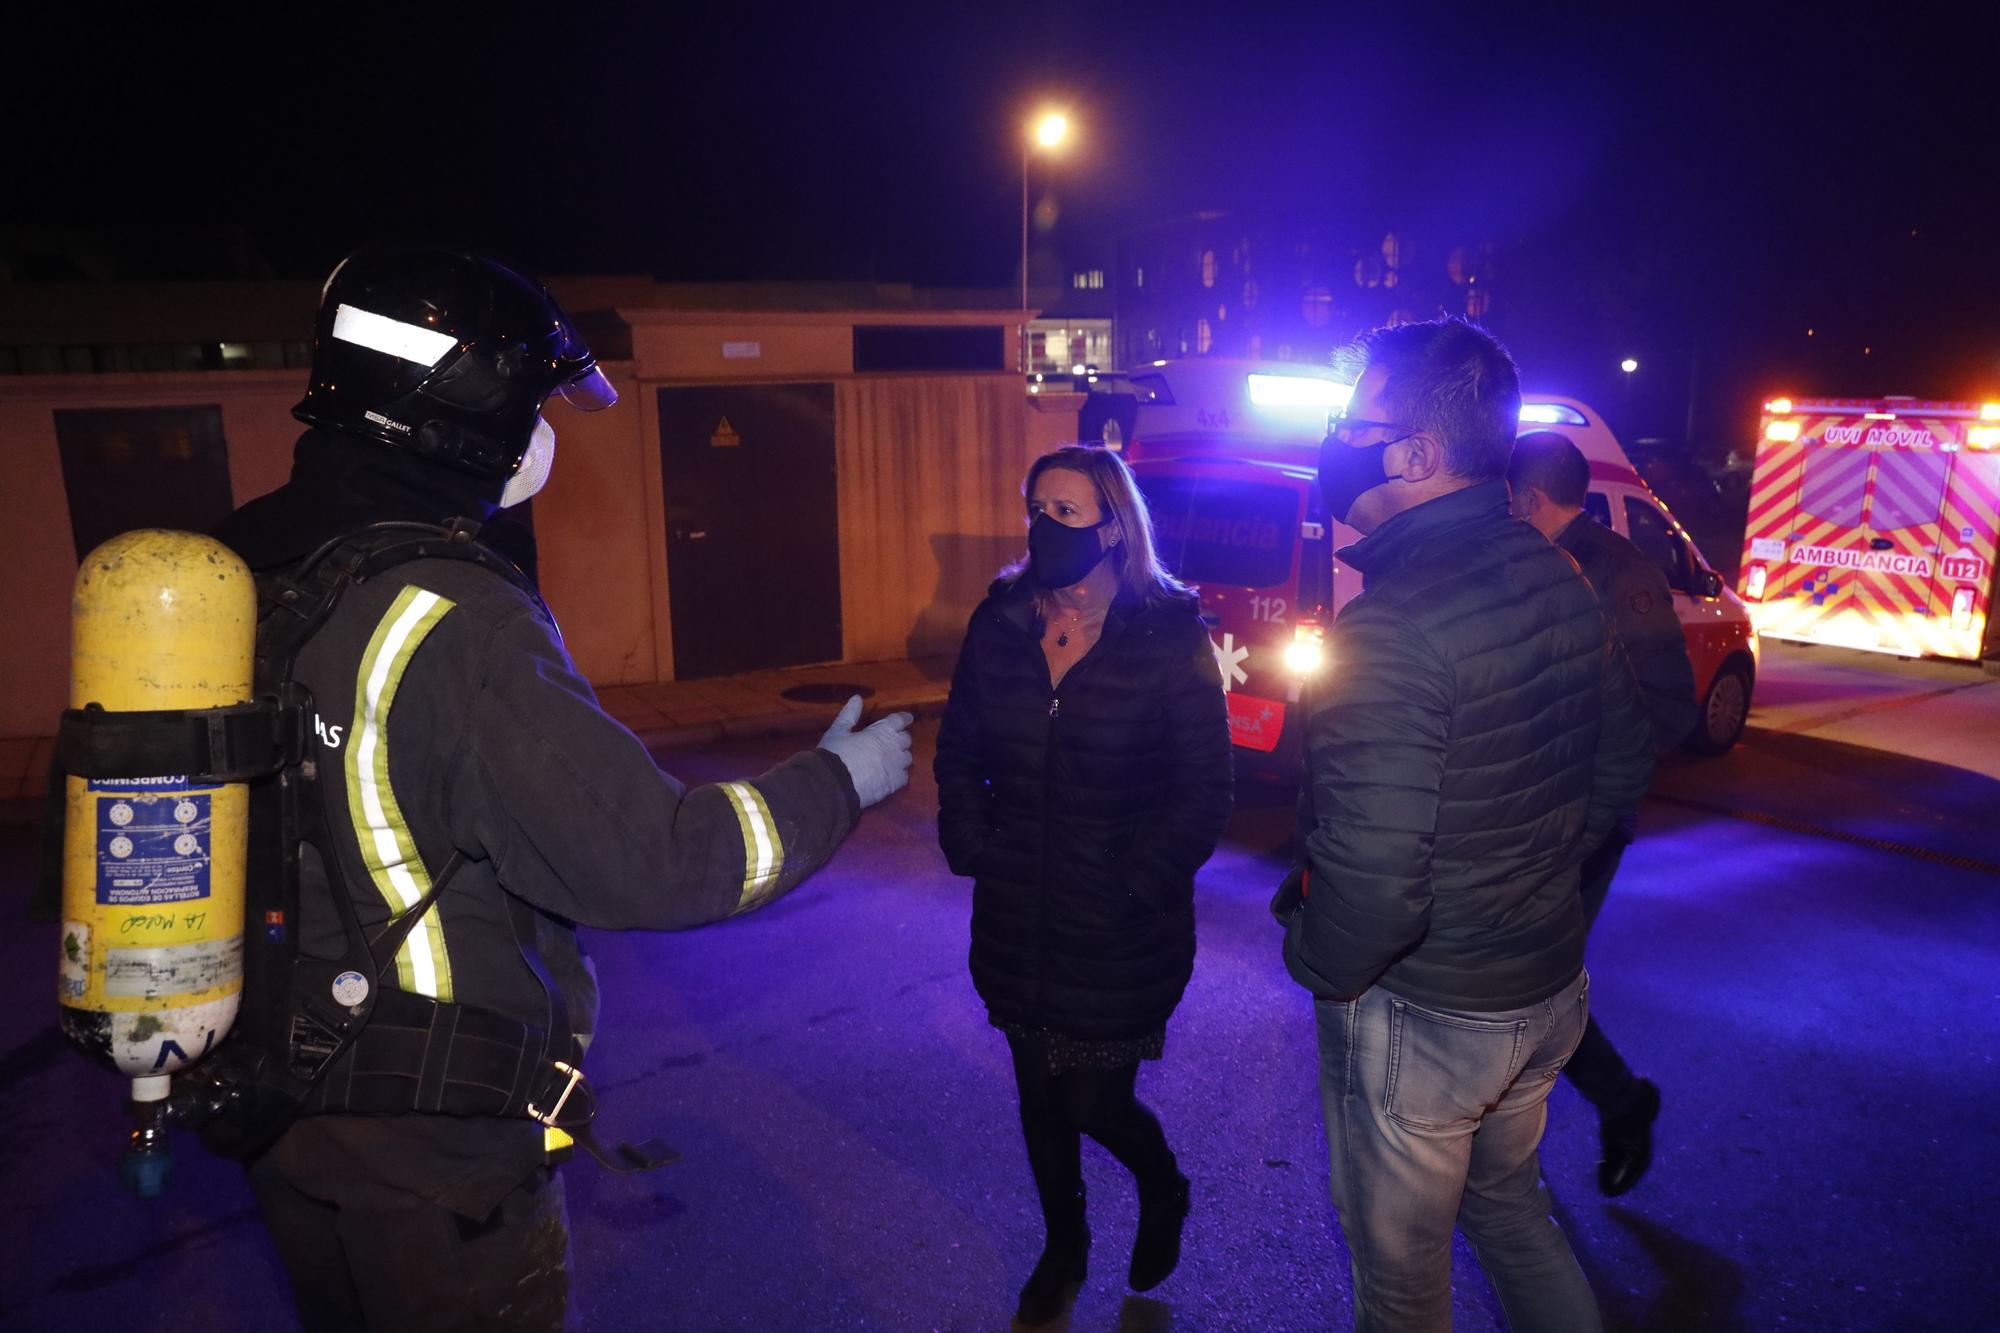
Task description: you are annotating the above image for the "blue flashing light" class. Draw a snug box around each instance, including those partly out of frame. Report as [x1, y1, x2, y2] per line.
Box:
[1248, 373, 1353, 410]
[1520, 402, 1589, 426]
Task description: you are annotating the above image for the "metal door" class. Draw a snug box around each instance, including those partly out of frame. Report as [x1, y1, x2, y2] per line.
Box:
[657, 384, 841, 678]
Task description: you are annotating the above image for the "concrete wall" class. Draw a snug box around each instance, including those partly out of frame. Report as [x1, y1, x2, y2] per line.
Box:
[0, 311, 1081, 738]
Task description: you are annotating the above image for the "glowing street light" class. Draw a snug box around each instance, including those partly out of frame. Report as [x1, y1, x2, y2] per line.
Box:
[1620, 357, 1639, 374]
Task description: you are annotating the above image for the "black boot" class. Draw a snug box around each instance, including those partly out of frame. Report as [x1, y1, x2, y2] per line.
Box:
[1128, 1171, 1190, 1292]
[1016, 1190, 1088, 1327]
[1598, 1078, 1661, 1197]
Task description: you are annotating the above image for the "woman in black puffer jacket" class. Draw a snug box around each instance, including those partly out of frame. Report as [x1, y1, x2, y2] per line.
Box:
[935, 445, 1232, 1326]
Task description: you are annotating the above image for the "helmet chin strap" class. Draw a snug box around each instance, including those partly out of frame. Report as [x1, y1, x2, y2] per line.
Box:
[499, 416, 555, 508]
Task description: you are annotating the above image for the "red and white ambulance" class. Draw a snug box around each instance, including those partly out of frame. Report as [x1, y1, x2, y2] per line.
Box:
[1737, 396, 2000, 666]
[1102, 361, 1758, 772]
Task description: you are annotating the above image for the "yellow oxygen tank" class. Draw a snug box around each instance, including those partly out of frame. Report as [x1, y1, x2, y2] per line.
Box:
[59, 530, 254, 1135]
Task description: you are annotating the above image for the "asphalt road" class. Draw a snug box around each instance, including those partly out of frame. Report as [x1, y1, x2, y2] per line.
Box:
[2, 643, 1996, 1331]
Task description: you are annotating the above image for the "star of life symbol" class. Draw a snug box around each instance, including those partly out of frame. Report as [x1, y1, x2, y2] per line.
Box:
[1210, 632, 1249, 692]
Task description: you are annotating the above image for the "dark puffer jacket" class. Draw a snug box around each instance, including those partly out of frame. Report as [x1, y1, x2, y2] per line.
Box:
[1283, 480, 1655, 1012]
[936, 577, 1233, 1041]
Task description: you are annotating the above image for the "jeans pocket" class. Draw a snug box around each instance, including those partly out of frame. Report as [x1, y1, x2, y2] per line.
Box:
[1384, 1000, 1529, 1132]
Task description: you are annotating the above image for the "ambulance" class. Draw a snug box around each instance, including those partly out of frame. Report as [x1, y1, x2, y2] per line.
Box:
[1100, 359, 1759, 773]
[1737, 396, 2000, 666]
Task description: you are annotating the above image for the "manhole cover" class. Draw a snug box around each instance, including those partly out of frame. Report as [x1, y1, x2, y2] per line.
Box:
[778, 683, 876, 704]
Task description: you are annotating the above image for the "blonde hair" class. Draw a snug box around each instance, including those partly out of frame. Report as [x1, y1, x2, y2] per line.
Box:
[1001, 445, 1191, 611]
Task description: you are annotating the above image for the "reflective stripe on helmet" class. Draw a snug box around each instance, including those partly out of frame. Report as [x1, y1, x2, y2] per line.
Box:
[346, 586, 458, 999]
[331, 303, 460, 367]
[721, 781, 785, 913]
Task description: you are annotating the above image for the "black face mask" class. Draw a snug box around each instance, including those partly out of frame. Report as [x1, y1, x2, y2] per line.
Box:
[1028, 511, 1112, 589]
[1318, 431, 1397, 526]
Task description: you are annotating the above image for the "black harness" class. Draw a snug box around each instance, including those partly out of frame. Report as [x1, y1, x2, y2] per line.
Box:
[58, 520, 673, 1172]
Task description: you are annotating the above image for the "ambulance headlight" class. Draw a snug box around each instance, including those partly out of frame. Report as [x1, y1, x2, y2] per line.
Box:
[1284, 619, 1327, 674]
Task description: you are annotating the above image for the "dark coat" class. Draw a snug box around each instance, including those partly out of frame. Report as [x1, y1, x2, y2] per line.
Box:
[1283, 481, 1656, 1012]
[1556, 513, 1699, 752]
[935, 577, 1233, 1041]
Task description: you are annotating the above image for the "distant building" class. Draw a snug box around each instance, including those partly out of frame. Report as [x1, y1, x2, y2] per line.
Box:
[1112, 213, 1499, 370]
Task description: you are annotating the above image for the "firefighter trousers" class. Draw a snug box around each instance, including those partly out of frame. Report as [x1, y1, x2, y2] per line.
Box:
[248, 1133, 570, 1332]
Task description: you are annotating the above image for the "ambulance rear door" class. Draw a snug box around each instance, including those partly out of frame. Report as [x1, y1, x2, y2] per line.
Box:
[1743, 402, 1957, 655]
[1936, 443, 2000, 660]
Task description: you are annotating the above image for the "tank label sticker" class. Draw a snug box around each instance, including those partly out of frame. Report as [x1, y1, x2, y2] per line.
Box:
[104, 935, 242, 999]
[96, 792, 211, 905]
[87, 775, 192, 791]
[59, 921, 90, 1001]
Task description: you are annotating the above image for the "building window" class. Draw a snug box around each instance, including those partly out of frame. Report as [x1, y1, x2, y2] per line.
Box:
[1196, 318, 1213, 354]
[1134, 267, 1144, 288]
[1200, 250, 1216, 288]
[1302, 286, 1333, 327]
[1248, 334, 1262, 359]
[1466, 288, 1492, 317]
[1242, 278, 1259, 309]
[1074, 273, 1088, 289]
[1380, 232, 1401, 290]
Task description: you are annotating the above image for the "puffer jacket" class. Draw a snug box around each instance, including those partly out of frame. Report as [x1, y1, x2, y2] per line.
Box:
[935, 577, 1232, 1041]
[1283, 480, 1655, 1011]
[1556, 513, 1699, 753]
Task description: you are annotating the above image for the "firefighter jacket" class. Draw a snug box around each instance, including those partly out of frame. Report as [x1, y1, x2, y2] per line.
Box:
[215, 439, 859, 1215]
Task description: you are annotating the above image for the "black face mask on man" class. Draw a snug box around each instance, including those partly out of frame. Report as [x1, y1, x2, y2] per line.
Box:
[1028, 511, 1112, 589]
[1318, 425, 1414, 525]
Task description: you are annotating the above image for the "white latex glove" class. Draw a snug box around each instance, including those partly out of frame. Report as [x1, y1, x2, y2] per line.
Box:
[816, 695, 914, 809]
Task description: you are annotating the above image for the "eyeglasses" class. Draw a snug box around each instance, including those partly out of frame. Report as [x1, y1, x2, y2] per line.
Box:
[1327, 416, 1420, 446]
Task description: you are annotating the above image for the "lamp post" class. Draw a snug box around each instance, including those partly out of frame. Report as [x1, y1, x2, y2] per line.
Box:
[1022, 111, 1068, 372]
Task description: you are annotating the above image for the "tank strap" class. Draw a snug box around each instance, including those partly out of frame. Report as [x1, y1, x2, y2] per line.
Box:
[55, 700, 298, 785]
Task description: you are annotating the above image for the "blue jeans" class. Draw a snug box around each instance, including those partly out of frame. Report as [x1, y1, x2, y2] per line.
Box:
[1315, 970, 1601, 1332]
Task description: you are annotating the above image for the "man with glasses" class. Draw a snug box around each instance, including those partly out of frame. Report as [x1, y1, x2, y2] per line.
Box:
[1274, 318, 1654, 1330]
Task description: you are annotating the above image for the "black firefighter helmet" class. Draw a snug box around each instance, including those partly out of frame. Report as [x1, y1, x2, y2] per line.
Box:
[293, 247, 618, 479]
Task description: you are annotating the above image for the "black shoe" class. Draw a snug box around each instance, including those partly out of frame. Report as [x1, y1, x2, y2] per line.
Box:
[1128, 1172, 1191, 1292]
[1016, 1223, 1088, 1327]
[1598, 1078, 1661, 1197]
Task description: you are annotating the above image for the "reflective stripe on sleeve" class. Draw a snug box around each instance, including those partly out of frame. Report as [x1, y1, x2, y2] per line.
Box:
[721, 781, 786, 912]
[346, 585, 458, 999]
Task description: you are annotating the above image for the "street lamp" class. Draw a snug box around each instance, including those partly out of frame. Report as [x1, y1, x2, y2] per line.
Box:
[1022, 111, 1070, 369]
[1620, 357, 1639, 374]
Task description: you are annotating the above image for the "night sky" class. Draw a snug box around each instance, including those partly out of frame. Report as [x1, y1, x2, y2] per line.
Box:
[7, 6, 1995, 432]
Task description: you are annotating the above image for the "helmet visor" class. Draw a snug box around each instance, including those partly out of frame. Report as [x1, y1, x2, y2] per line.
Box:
[555, 363, 619, 411]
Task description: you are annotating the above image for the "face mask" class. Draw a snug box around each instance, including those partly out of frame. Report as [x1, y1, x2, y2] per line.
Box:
[1318, 431, 1396, 526]
[1028, 511, 1112, 589]
[500, 415, 555, 508]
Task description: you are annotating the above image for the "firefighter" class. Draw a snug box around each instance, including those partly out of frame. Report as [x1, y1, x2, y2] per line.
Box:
[212, 247, 913, 1330]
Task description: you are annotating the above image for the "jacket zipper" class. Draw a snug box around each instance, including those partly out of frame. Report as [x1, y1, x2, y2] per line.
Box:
[1036, 688, 1058, 1018]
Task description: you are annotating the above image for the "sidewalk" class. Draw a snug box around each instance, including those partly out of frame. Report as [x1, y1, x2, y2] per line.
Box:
[0, 655, 956, 821]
